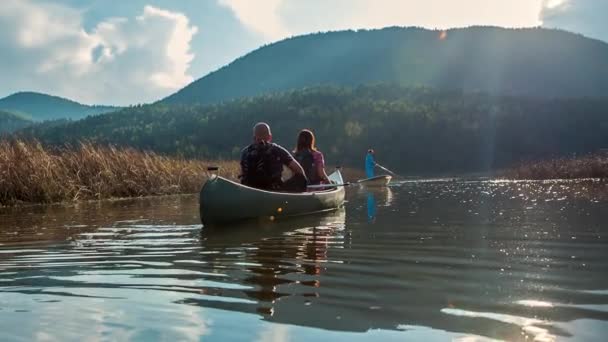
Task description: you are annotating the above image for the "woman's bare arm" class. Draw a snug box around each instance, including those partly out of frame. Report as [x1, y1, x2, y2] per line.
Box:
[317, 163, 330, 183]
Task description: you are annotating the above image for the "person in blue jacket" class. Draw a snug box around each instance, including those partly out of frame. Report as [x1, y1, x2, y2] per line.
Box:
[365, 149, 376, 178]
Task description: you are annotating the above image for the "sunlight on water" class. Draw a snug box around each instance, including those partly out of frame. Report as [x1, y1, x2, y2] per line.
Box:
[441, 308, 552, 341]
[516, 300, 554, 308]
[1, 179, 607, 341]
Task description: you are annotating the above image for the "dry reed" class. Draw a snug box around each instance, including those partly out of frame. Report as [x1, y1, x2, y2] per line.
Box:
[0, 139, 239, 206]
[505, 154, 608, 180]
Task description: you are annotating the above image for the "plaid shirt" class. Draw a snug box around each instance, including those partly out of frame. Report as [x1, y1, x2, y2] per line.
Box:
[240, 142, 294, 190]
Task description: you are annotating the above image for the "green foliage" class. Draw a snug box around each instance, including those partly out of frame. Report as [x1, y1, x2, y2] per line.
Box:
[18, 84, 608, 175]
[0, 110, 33, 133]
[162, 27, 608, 105]
[0, 92, 118, 121]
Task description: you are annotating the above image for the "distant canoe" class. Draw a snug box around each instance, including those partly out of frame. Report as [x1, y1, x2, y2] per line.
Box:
[357, 175, 392, 187]
[200, 171, 345, 226]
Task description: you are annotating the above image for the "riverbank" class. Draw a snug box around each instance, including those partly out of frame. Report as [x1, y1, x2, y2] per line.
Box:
[0, 139, 239, 206]
[3, 139, 606, 206]
[504, 154, 608, 180]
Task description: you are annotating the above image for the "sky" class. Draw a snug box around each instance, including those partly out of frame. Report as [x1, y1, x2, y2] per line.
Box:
[0, 0, 605, 105]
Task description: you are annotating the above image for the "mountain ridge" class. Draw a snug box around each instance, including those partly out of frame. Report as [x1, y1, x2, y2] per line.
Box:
[0, 91, 119, 121]
[161, 26, 608, 105]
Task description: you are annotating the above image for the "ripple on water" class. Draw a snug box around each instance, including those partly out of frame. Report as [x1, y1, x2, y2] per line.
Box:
[0, 182, 607, 341]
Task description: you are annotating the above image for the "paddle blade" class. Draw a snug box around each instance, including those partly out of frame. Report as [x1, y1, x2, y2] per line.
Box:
[307, 182, 350, 189]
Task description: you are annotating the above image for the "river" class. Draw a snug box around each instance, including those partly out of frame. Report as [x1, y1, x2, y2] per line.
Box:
[1, 179, 607, 341]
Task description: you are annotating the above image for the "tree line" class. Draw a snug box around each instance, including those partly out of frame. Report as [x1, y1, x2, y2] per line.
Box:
[18, 84, 608, 175]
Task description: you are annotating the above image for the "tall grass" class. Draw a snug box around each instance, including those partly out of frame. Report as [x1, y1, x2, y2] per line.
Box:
[505, 154, 608, 180]
[0, 139, 239, 206]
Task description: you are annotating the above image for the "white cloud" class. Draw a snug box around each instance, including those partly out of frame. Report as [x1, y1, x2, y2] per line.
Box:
[544, 0, 567, 9]
[540, 0, 608, 42]
[220, 0, 545, 41]
[218, 0, 289, 40]
[339, 0, 544, 31]
[0, 1, 198, 105]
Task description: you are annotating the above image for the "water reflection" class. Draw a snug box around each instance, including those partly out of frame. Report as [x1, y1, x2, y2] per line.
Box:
[360, 186, 393, 223]
[193, 210, 346, 317]
[1, 180, 607, 341]
[367, 192, 376, 222]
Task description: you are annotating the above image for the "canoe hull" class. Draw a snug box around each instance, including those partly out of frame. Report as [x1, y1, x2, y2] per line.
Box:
[358, 175, 392, 187]
[200, 171, 345, 225]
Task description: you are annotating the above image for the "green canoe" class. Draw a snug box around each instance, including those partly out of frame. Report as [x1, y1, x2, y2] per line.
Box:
[199, 170, 345, 226]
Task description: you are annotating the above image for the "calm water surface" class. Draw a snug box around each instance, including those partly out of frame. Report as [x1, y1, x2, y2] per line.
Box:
[1, 180, 608, 341]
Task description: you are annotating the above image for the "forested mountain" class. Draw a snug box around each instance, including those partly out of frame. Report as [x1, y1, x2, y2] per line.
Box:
[0, 110, 33, 133]
[0, 92, 118, 121]
[20, 84, 608, 174]
[162, 27, 608, 105]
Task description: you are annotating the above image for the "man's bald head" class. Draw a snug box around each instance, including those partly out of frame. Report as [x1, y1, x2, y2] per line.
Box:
[253, 122, 272, 142]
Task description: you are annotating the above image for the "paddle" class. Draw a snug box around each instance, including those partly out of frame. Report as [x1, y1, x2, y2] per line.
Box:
[306, 182, 352, 189]
[375, 163, 401, 178]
